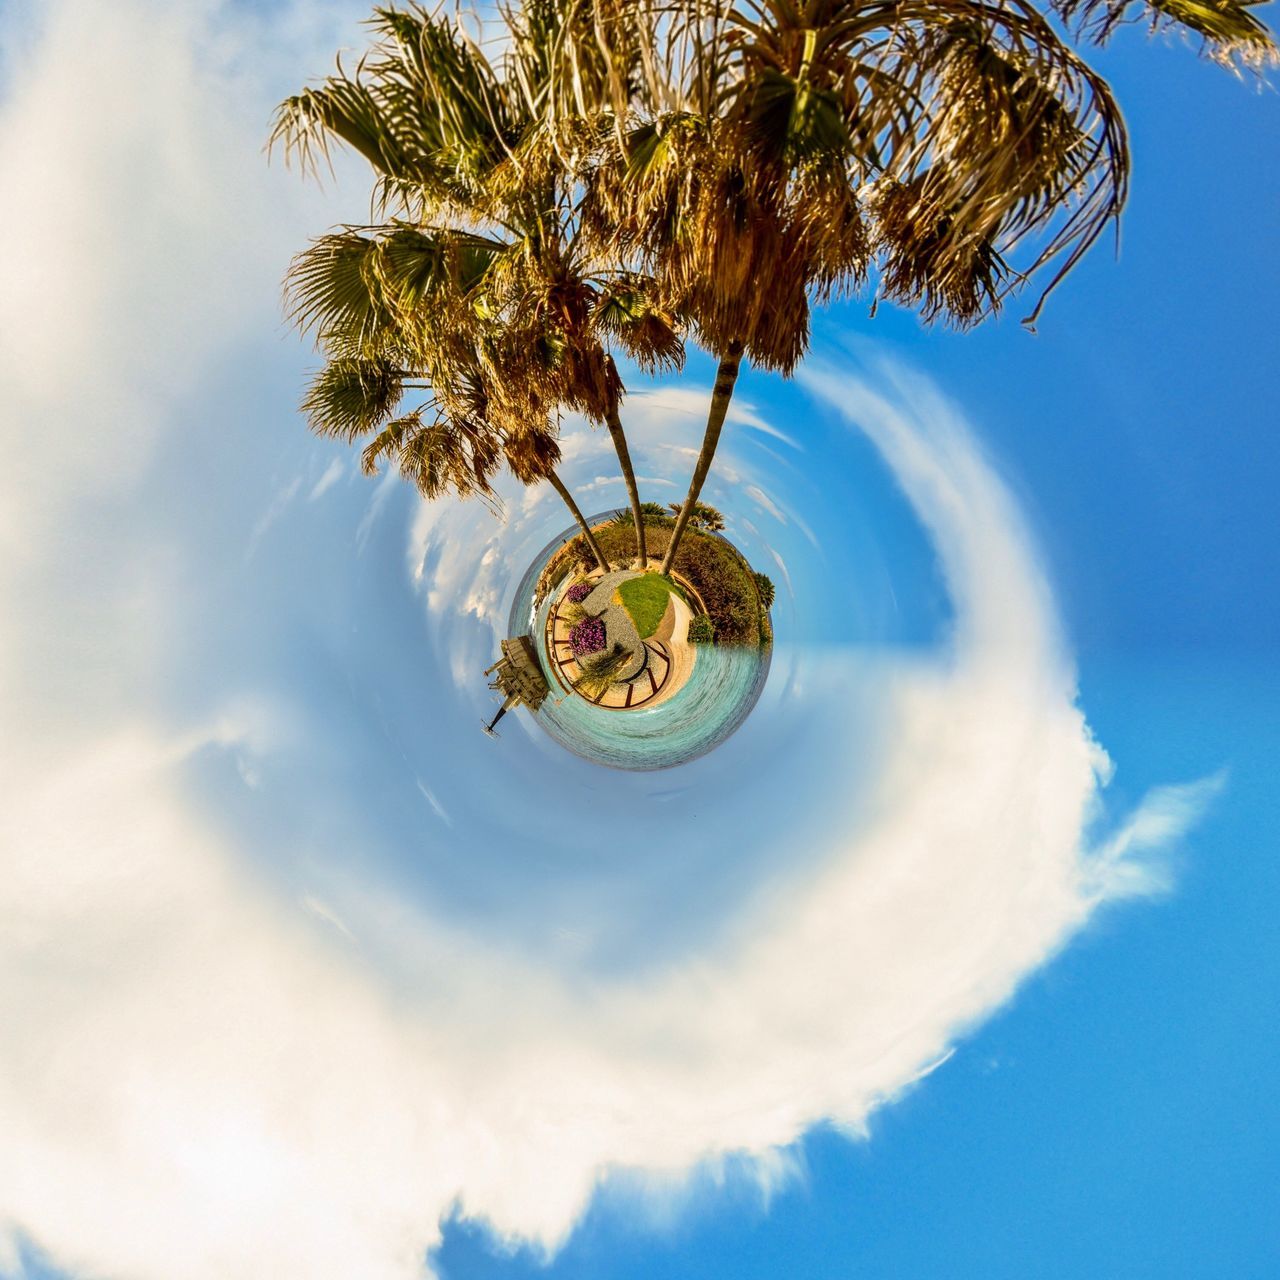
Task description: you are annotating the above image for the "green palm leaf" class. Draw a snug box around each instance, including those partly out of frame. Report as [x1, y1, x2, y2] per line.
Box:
[301, 358, 405, 441]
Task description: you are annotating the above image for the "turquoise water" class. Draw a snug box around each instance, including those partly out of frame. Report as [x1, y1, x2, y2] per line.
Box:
[507, 520, 771, 770]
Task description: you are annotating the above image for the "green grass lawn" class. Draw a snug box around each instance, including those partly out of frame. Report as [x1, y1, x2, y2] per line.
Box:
[616, 574, 678, 638]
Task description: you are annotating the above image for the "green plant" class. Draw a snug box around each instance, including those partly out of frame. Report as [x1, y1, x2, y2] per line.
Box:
[612, 501, 671, 527]
[669, 533, 759, 645]
[573, 643, 631, 700]
[272, 1, 687, 570]
[668, 501, 725, 532]
[688, 615, 715, 644]
[753, 572, 775, 609]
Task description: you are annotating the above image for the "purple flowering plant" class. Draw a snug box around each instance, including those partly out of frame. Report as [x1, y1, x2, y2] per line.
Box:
[566, 581, 593, 604]
[569, 616, 606, 658]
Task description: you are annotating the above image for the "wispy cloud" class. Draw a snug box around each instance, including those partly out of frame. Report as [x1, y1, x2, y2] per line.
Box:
[417, 778, 454, 828]
[303, 894, 357, 940]
[247, 476, 303, 559]
[1081, 772, 1224, 902]
[744, 483, 787, 524]
[308, 459, 345, 502]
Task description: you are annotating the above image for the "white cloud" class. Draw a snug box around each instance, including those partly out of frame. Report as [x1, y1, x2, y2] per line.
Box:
[0, 4, 1217, 1279]
[766, 545, 793, 598]
[247, 476, 303, 558]
[0, 341, 1215, 1278]
[625, 387, 799, 450]
[744, 483, 787, 524]
[308, 459, 345, 502]
[302, 894, 357, 940]
[0, 0, 326, 560]
[1080, 773, 1225, 901]
[416, 779, 454, 828]
[575, 474, 627, 495]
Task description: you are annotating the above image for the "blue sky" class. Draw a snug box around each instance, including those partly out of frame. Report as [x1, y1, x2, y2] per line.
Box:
[0, 4, 1277, 1280]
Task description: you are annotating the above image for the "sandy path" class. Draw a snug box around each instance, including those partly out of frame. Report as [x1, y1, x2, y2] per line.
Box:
[646, 593, 697, 708]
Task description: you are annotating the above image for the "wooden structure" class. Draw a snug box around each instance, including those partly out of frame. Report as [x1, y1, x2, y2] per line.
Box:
[482, 635, 549, 736]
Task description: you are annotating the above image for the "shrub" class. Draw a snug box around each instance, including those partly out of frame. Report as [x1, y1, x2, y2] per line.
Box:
[753, 572, 776, 609]
[611, 501, 671, 526]
[688, 614, 715, 644]
[569, 616, 607, 658]
[672, 535, 758, 645]
[566, 581, 593, 603]
[573, 643, 630, 700]
[668, 501, 725, 532]
[568, 532, 596, 568]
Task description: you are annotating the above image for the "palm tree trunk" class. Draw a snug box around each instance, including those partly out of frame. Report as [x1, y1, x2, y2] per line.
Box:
[659, 341, 744, 576]
[604, 404, 647, 568]
[547, 470, 609, 573]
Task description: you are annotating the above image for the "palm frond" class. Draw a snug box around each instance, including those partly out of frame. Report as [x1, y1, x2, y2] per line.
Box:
[285, 231, 392, 347]
[868, 174, 1015, 324]
[1052, 0, 1277, 69]
[593, 280, 686, 372]
[367, 3, 518, 194]
[301, 358, 405, 441]
[391, 409, 504, 504]
[269, 75, 408, 179]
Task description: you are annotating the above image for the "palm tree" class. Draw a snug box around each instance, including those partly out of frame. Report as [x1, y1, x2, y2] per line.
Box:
[271, 1, 683, 568]
[568, 0, 1273, 571]
[287, 222, 614, 570]
[667, 500, 724, 532]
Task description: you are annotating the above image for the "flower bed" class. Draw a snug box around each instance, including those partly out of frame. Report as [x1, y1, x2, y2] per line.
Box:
[565, 581, 593, 604]
[569, 616, 606, 658]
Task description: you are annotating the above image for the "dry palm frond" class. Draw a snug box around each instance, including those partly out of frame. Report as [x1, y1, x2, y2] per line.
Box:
[359, 411, 418, 476]
[592, 279, 686, 372]
[870, 8, 1128, 326]
[391, 411, 503, 506]
[557, 341, 625, 420]
[501, 418, 564, 484]
[506, 0, 653, 140]
[790, 166, 871, 306]
[868, 173, 1014, 324]
[1053, 0, 1277, 69]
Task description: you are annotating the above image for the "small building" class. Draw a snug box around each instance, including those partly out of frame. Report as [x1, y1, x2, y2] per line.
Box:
[482, 635, 550, 736]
